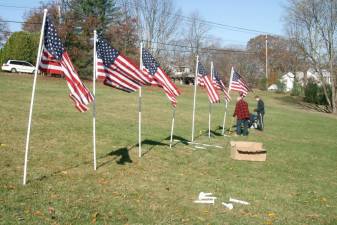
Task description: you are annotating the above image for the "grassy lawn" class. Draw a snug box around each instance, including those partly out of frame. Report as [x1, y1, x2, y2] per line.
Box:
[0, 72, 336, 225]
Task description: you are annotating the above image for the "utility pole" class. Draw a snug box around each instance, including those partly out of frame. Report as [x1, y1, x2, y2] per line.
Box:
[265, 34, 268, 89]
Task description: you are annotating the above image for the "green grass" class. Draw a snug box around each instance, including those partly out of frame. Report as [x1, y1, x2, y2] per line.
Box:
[0, 72, 336, 225]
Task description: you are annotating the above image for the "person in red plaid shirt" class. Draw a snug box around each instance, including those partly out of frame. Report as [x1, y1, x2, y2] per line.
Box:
[233, 96, 250, 136]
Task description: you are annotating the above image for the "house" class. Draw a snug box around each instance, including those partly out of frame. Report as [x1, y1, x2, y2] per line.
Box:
[280, 69, 332, 92]
[296, 69, 331, 85]
[280, 72, 295, 92]
[268, 84, 278, 91]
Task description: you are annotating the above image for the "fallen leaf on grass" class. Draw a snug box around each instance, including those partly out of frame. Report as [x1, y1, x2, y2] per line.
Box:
[61, 171, 68, 175]
[264, 220, 273, 225]
[5, 184, 16, 190]
[306, 214, 320, 219]
[50, 194, 59, 199]
[98, 178, 109, 185]
[267, 212, 276, 218]
[0, 143, 7, 147]
[32, 210, 43, 217]
[48, 207, 55, 214]
[91, 212, 99, 224]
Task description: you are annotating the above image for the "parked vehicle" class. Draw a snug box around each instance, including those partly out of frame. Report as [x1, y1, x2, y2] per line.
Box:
[1, 60, 35, 74]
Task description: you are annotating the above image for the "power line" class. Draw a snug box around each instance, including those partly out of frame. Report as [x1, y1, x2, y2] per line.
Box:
[141, 39, 255, 54]
[0, 4, 32, 9]
[0, 2, 281, 36]
[117, 0, 281, 36]
[1, 20, 41, 25]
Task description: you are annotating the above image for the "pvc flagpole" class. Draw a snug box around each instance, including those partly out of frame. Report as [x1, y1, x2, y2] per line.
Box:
[92, 30, 97, 170]
[208, 61, 214, 140]
[191, 55, 199, 142]
[222, 67, 234, 136]
[221, 101, 228, 135]
[138, 42, 143, 157]
[23, 9, 48, 185]
[208, 103, 211, 139]
[169, 107, 176, 149]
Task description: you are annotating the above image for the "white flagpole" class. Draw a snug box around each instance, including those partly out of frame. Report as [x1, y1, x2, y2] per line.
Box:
[222, 67, 234, 135]
[92, 30, 97, 170]
[229, 66, 234, 92]
[208, 61, 214, 140]
[23, 9, 48, 185]
[169, 107, 176, 149]
[138, 42, 143, 157]
[191, 55, 199, 142]
[221, 101, 228, 135]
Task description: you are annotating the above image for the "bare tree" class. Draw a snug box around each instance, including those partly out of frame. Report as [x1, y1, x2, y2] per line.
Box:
[126, 0, 181, 56]
[185, 12, 210, 58]
[285, 0, 337, 112]
[183, 11, 211, 70]
[0, 17, 10, 47]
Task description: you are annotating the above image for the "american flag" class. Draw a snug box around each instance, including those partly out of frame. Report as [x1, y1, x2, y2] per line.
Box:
[197, 62, 206, 87]
[39, 17, 93, 112]
[142, 48, 180, 107]
[197, 62, 220, 103]
[229, 67, 249, 96]
[212, 67, 231, 102]
[96, 35, 151, 92]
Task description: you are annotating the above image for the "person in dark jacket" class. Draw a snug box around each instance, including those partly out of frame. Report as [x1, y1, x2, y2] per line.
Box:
[233, 96, 250, 136]
[254, 95, 265, 131]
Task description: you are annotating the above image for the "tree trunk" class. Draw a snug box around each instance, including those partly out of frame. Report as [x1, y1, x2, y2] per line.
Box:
[331, 71, 337, 113]
[315, 66, 332, 109]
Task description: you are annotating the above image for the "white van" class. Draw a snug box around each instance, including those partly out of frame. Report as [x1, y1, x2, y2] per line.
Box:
[1, 60, 35, 74]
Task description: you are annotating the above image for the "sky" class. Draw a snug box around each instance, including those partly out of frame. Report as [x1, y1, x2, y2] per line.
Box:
[0, 0, 288, 47]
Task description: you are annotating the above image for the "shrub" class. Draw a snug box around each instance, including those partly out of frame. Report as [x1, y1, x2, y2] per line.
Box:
[0, 31, 39, 65]
[276, 79, 286, 93]
[291, 79, 303, 96]
[258, 77, 267, 90]
[304, 80, 318, 103]
[304, 79, 332, 105]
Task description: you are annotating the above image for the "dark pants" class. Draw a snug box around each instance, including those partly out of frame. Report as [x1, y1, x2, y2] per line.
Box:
[236, 119, 248, 136]
[257, 113, 264, 131]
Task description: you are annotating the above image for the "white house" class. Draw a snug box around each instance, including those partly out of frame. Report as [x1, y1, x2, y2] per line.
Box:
[280, 72, 295, 92]
[297, 68, 331, 85]
[268, 84, 278, 91]
[280, 69, 332, 92]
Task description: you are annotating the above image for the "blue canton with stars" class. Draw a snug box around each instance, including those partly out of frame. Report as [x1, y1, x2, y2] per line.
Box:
[142, 49, 160, 76]
[198, 62, 208, 76]
[213, 68, 225, 90]
[96, 35, 120, 68]
[44, 17, 64, 60]
[232, 71, 242, 81]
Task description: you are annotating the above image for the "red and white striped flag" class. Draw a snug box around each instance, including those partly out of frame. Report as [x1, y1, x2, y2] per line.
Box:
[212, 67, 231, 102]
[95, 35, 151, 92]
[197, 62, 220, 104]
[39, 17, 93, 112]
[229, 67, 249, 96]
[142, 48, 180, 107]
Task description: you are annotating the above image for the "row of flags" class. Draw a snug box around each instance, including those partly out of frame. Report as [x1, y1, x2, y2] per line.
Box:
[39, 16, 249, 112]
[23, 11, 252, 185]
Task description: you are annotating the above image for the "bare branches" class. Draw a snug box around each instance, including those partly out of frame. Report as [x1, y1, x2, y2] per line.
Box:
[285, 0, 337, 112]
[0, 17, 10, 47]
